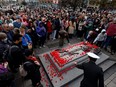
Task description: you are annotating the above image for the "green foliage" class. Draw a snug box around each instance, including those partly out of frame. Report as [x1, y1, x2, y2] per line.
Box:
[60, 0, 83, 10]
[99, 0, 116, 9]
[21, 1, 27, 6]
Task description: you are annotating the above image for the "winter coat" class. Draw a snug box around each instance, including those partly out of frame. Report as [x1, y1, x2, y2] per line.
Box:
[106, 23, 116, 36]
[68, 21, 76, 34]
[22, 34, 32, 47]
[76, 61, 104, 87]
[36, 25, 46, 37]
[94, 33, 107, 43]
[46, 21, 52, 33]
[0, 41, 9, 62]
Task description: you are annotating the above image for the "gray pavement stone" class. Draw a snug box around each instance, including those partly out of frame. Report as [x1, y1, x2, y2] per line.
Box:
[108, 72, 116, 81]
[112, 77, 116, 84]
[105, 78, 112, 86]
[107, 82, 116, 87]
[105, 72, 116, 87]
[104, 73, 111, 81]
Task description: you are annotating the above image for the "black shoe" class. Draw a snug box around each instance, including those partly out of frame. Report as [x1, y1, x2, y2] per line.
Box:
[104, 47, 107, 51]
[111, 53, 114, 55]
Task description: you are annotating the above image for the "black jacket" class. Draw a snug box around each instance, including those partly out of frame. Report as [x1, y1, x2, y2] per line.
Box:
[76, 61, 104, 87]
[9, 44, 25, 68]
[23, 60, 41, 84]
[0, 41, 9, 62]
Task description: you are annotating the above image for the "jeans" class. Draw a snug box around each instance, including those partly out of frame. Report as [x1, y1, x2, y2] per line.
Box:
[52, 30, 57, 39]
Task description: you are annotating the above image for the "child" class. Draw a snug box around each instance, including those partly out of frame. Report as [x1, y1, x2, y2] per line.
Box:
[24, 49, 42, 87]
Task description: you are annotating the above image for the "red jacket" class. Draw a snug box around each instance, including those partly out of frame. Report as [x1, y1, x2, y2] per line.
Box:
[47, 21, 52, 33]
[106, 23, 116, 36]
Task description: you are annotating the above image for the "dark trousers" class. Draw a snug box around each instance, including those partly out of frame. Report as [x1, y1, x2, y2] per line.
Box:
[59, 36, 70, 47]
[96, 41, 103, 47]
[8, 61, 19, 73]
[47, 32, 52, 40]
[102, 36, 112, 48]
[39, 36, 46, 47]
[69, 34, 73, 39]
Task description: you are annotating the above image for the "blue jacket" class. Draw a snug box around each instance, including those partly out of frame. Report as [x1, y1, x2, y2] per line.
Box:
[22, 34, 32, 47]
[13, 21, 21, 28]
[36, 26, 46, 37]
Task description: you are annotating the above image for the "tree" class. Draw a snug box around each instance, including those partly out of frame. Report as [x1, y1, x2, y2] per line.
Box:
[60, 0, 83, 11]
[98, 0, 116, 9]
[99, 0, 108, 9]
[21, 1, 27, 6]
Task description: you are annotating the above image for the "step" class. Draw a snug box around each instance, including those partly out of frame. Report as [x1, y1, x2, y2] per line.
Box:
[104, 64, 116, 80]
[99, 60, 116, 72]
[65, 60, 116, 87]
[105, 71, 116, 86]
[18, 57, 115, 87]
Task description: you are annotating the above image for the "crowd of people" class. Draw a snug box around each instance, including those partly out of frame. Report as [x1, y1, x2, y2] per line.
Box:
[0, 5, 116, 87]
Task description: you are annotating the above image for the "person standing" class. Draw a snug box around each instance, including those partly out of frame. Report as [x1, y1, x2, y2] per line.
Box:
[20, 25, 32, 50]
[8, 34, 26, 73]
[54, 16, 61, 39]
[110, 34, 116, 55]
[103, 18, 116, 50]
[46, 19, 52, 40]
[0, 32, 9, 62]
[68, 20, 76, 39]
[74, 52, 104, 87]
[36, 22, 46, 48]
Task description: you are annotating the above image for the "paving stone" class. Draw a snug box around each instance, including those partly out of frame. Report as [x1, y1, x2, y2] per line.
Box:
[105, 78, 112, 85]
[107, 82, 116, 87]
[104, 72, 111, 80]
[108, 72, 116, 80]
[99, 60, 115, 71]
[112, 77, 116, 84]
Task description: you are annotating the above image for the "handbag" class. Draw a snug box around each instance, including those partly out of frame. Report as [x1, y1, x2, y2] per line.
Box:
[19, 65, 27, 77]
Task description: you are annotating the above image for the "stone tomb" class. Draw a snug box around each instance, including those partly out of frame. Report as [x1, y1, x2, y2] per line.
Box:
[39, 42, 108, 87]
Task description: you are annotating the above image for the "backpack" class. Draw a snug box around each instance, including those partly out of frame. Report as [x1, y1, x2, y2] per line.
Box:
[2, 45, 10, 61]
[3, 45, 19, 62]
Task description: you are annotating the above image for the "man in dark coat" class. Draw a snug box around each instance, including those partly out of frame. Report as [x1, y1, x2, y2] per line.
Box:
[74, 52, 104, 87]
[0, 32, 9, 62]
[8, 34, 26, 73]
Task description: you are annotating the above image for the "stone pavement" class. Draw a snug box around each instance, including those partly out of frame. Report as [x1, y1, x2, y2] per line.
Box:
[18, 37, 116, 87]
[105, 72, 116, 87]
[102, 49, 116, 87]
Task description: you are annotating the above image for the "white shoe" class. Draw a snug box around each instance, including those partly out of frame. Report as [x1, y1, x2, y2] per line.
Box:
[43, 45, 46, 48]
[53, 38, 56, 40]
[39, 46, 42, 49]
